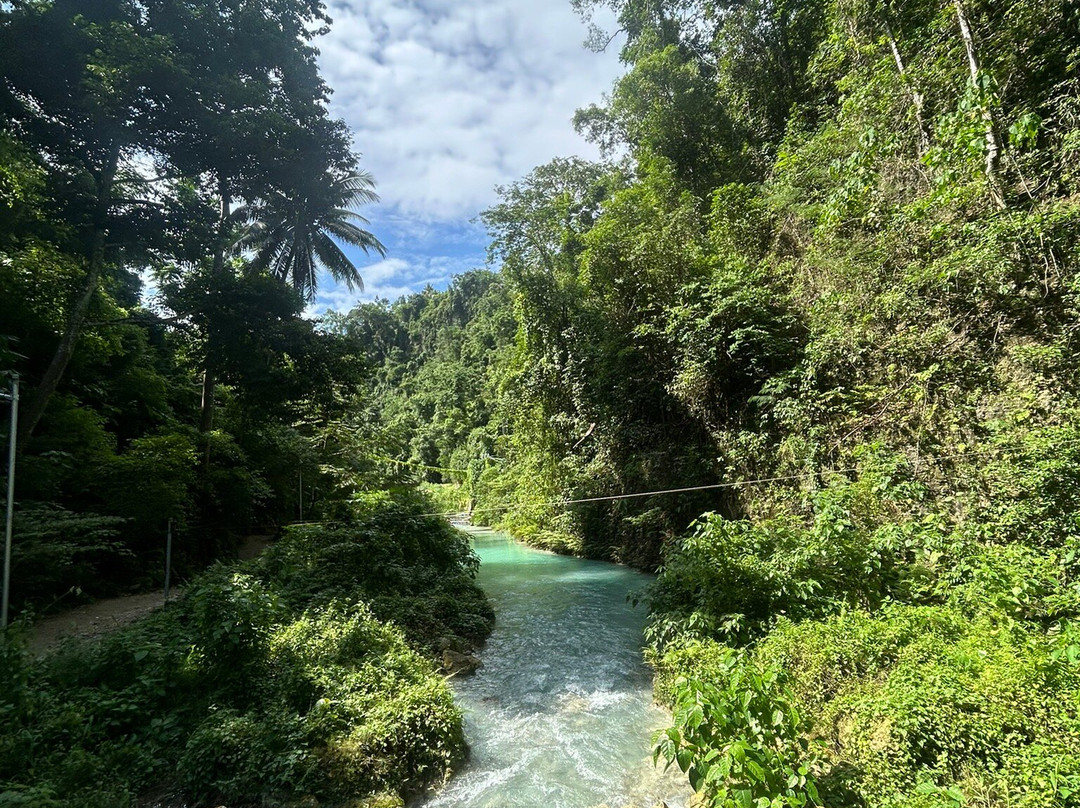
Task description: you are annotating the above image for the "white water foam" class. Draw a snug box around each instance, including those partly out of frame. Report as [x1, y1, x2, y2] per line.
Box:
[417, 531, 692, 808]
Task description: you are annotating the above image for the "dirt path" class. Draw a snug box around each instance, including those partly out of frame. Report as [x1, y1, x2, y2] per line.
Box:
[29, 589, 182, 655]
[29, 534, 274, 656]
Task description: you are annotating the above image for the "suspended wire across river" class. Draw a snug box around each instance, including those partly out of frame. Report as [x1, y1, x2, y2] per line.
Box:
[301, 435, 1079, 525]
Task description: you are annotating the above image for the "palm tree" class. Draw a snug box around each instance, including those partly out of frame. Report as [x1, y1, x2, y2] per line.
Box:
[235, 170, 387, 301]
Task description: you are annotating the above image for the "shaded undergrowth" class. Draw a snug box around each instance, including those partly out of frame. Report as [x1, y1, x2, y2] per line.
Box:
[0, 491, 493, 808]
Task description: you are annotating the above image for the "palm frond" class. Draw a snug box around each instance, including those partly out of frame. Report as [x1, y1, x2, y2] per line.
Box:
[239, 168, 385, 299]
[229, 203, 263, 226]
[233, 220, 270, 253]
[313, 232, 364, 293]
[330, 208, 371, 224]
[271, 237, 296, 283]
[336, 171, 381, 206]
[326, 220, 387, 256]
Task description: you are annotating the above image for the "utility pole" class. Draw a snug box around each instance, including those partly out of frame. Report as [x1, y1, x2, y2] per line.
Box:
[2, 373, 19, 628]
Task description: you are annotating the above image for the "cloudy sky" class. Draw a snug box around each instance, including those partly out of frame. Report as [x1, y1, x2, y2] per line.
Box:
[308, 0, 625, 315]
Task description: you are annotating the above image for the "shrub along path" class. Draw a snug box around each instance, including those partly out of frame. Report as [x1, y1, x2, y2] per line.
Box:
[3, 500, 495, 807]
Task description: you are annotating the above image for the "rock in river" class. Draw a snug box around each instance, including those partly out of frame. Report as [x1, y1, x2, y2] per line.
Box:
[442, 648, 482, 676]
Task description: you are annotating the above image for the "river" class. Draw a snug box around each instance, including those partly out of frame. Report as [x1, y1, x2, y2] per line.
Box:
[420, 528, 692, 808]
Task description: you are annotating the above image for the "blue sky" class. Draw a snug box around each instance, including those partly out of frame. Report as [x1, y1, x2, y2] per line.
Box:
[307, 0, 625, 315]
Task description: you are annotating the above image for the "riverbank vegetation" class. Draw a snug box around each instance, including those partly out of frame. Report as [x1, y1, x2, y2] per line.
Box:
[5, 0, 1080, 805]
[0, 1, 494, 805]
[1, 494, 493, 807]
[332, 0, 1080, 804]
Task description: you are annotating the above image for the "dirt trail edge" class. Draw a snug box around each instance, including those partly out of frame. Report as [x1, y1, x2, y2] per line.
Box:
[29, 590, 183, 656]
[29, 534, 274, 655]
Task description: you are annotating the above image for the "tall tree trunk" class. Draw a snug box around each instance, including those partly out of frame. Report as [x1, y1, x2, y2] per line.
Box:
[953, 0, 1003, 203]
[199, 178, 232, 434]
[883, 18, 930, 155]
[199, 367, 216, 433]
[17, 143, 121, 447]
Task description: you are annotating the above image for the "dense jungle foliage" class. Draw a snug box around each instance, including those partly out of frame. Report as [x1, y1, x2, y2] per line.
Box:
[333, 0, 1080, 805]
[0, 0, 397, 613]
[1, 493, 494, 807]
[0, 1, 495, 805]
[5, 0, 1080, 806]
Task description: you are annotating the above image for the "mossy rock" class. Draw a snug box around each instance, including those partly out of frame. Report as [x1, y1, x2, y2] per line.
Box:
[349, 794, 404, 808]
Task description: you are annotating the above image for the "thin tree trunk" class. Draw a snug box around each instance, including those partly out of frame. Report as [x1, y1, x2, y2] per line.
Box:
[198, 178, 232, 434]
[199, 366, 216, 432]
[953, 0, 1003, 203]
[883, 18, 930, 155]
[17, 143, 121, 446]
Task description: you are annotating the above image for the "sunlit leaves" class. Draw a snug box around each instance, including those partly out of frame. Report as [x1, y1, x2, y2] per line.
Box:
[653, 659, 822, 808]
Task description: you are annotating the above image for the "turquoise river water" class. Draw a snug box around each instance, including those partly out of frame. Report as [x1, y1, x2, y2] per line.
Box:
[419, 529, 691, 808]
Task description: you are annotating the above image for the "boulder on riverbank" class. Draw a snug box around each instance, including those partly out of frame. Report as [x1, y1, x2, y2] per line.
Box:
[350, 794, 404, 808]
[442, 648, 483, 676]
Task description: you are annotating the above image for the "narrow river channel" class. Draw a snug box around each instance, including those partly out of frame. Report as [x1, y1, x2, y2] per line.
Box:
[420, 529, 691, 808]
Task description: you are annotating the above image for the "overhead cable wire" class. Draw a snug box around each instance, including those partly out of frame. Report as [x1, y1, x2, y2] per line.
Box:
[192, 433, 1080, 529]
[361, 451, 465, 477]
[406, 436, 1080, 520]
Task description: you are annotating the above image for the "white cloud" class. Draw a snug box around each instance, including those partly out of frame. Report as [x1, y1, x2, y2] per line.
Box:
[319, 0, 625, 223]
[359, 257, 412, 285]
[304, 281, 413, 319]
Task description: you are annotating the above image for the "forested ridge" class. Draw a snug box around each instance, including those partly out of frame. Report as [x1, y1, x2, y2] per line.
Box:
[2, 0, 1080, 806]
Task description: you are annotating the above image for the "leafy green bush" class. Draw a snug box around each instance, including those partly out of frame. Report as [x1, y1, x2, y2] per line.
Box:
[654, 649, 822, 808]
[178, 707, 314, 804]
[186, 568, 285, 683]
[0, 609, 193, 807]
[1, 494, 491, 806]
[649, 501, 908, 647]
[98, 431, 198, 536]
[654, 605, 1080, 807]
[257, 496, 493, 648]
[6, 504, 129, 612]
[649, 439, 1080, 808]
[420, 482, 470, 515]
